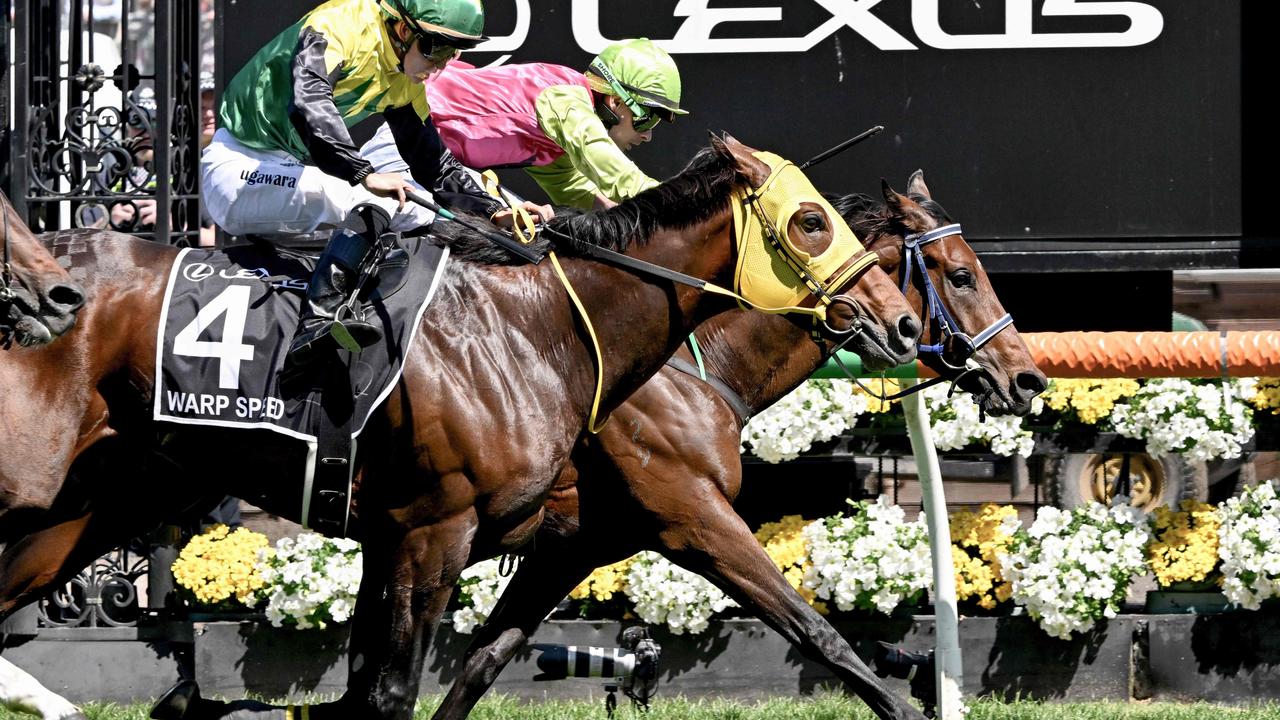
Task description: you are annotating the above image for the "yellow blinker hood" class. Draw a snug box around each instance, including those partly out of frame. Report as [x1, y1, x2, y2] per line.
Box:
[731, 151, 877, 318]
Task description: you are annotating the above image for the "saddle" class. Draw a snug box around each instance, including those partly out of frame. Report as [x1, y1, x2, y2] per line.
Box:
[154, 232, 450, 537]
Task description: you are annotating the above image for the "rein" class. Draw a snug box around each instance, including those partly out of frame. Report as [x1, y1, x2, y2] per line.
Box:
[834, 222, 1014, 412]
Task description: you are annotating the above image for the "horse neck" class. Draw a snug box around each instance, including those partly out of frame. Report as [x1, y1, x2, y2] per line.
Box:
[690, 225, 902, 415]
[693, 310, 821, 414]
[552, 210, 737, 414]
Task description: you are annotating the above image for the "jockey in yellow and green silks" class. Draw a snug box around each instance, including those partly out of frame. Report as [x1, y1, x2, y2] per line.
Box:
[203, 0, 550, 370]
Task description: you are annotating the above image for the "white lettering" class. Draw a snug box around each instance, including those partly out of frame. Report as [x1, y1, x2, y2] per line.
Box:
[570, 0, 1163, 54]
[235, 396, 285, 420]
[473, 0, 530, 66]
[166, 391, 234, 417]
[912, 0, 1163, 49]
[172, 285, 256, 390]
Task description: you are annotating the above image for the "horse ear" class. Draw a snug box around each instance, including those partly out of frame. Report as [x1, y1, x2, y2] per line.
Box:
[717, 134, 770, 186]
[882, 178, 933, 233]
[907, 170, 931, 200]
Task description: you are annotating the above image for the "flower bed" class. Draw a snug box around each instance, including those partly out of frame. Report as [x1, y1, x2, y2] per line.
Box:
[173, 482, 1280, 642]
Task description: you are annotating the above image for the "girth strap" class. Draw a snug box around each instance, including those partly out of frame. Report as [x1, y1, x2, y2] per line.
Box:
[665, 357, 752, 425]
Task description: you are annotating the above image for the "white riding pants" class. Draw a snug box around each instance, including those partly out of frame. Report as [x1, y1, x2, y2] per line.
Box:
[201, 128, 435, 236]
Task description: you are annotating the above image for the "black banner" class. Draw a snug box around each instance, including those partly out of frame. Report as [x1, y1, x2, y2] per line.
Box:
[221, 0, 1241, 242]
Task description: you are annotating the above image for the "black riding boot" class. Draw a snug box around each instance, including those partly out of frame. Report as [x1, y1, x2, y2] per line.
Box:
[285, 204, 390, 367]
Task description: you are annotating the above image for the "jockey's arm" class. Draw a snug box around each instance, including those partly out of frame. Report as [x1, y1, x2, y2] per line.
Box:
[288, 27, 375, 185]
[535, 85, 659, 206]
[383, 106, 504, 220]
[524, 154, 605, 211]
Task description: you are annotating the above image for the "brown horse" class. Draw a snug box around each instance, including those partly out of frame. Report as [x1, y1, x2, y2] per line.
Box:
[0, 192, 85, 347]
[0, 137, 921, 719]
[414, 172, 1045, 720]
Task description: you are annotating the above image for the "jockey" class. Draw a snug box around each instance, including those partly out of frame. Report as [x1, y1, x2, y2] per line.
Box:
[361, 38, 686, 210]
[203, 0, 548, 368]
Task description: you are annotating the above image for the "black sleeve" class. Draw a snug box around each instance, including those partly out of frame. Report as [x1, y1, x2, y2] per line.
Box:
[288, 27, 374, 185]
[383, 104, 503, 219]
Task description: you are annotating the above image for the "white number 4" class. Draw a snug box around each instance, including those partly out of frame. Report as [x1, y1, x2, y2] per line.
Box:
[173, 285, 256, 390]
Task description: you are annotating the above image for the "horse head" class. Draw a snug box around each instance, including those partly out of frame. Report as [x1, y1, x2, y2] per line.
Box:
[856, 171, 1046, 416]
[712, 134, 922, 371]
[0, 193, 86, 347]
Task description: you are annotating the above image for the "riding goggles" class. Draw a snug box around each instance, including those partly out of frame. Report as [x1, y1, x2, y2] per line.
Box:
[588, 59, 672, 132]
[416, 35, 462, 66]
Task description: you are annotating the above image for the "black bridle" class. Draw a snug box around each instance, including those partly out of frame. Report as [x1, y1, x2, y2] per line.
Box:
[832, 222, 1014, 410]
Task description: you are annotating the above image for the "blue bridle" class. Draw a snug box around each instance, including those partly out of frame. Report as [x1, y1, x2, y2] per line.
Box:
[901, 223, 1014, 370]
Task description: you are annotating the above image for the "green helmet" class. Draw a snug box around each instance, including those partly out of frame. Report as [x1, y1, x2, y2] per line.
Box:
[377, 0, 487, 47]
[587, 38, 687, 123]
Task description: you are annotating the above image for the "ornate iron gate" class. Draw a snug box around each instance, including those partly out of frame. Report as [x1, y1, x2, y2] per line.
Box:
[5, 0, 202, 246]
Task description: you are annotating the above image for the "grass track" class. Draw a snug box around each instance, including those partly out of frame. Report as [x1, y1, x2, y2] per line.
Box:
[8, 695, 1280, 720]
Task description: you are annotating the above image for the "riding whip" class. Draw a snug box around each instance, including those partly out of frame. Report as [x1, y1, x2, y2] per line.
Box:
[406, 192, 544, 264]
[798, 125, 885, 171]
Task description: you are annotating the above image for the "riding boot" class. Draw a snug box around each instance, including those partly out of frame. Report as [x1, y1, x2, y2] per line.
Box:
[285, 204, 390, 368]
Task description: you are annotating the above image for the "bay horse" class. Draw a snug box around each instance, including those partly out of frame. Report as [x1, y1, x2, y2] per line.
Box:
[155, 172, 1041, 720]
[0, 137, 923, 719]
[419, 172, 1046, 720]
[0, 192, 86, 347]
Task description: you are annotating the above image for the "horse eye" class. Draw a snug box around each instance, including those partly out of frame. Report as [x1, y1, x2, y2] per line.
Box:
[948, 269, 974, 288]
[802, 214, 826, 233]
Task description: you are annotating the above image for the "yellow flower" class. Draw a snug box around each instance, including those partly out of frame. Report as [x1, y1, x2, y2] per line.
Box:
[570, 558, 633, 603]
[171, 525, 270, 609]
[754, 515, 826, 613]
[1250, 378, 1280, 415]
[1042, 379, 1141, 425]
[852, 379, 901, 414]
[1146, 500, 1222, 588]
[949, 505, 1017, 609]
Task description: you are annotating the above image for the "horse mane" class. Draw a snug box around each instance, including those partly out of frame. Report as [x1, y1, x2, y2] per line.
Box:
[824, 191, 953, 241]
[430, 145, 739, 265]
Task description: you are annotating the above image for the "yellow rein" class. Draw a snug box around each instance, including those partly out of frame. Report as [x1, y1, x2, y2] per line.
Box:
[477, 169, 873, 434]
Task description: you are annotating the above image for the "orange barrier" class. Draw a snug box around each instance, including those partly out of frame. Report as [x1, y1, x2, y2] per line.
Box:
[1022, 331, 1280, 378]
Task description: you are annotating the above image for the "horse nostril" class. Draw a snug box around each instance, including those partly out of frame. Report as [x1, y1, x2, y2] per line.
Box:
[47, 283, 86, 311]
[1015, 370, 1048, 398]
[897, 313, 922, 343]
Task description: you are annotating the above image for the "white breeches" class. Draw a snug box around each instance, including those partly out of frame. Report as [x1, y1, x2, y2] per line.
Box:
[201, 129, 436, 236]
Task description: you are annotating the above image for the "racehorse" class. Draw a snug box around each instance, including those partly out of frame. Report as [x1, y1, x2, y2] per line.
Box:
[0, 192, 86, 347]
[421, 172, 1046, 720]
[0, 136, 923, 720]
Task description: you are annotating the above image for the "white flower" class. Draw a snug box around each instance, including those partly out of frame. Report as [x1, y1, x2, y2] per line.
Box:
[742, 380, 869, 463]
[448, 558, 515, 634]
[802, 497, 931, 615]
[1113, 378, 1255, 461]
[255, 533, 362, 630]
[924, 384, 1035, 458]
[1002, 499, 1150, 640]
[1218, 479, 1280, 609]
[623, 552, 736, 635]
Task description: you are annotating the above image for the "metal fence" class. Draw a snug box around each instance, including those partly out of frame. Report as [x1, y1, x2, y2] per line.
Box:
[4, 0, 202, 246]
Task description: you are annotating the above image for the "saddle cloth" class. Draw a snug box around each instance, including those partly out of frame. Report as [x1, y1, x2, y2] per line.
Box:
[153, 238, 448, 442]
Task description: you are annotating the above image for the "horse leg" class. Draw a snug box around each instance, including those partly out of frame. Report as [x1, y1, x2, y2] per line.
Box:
[657, 501, 929, 720]
[0, 656, 85, 720]
[429, 541, 627, 720]
[0, 516, 93, 622]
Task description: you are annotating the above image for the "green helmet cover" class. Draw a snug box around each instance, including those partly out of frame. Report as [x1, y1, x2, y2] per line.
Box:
[589, 38, 686, 116]
[377, 0, 486, 43]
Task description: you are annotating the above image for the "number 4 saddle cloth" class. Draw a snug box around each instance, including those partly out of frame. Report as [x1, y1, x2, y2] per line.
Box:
[154, 237, 448, 443]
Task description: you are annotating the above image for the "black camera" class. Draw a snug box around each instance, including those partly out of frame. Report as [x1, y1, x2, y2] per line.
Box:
[533, 626, 661, 712]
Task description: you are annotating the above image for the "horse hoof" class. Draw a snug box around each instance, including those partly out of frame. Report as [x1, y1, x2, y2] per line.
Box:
[151, 679, 200, 720]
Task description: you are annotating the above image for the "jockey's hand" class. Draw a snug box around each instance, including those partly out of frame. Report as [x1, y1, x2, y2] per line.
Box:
[491, 201, 555, 229]
[360, 172, 412, 212]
